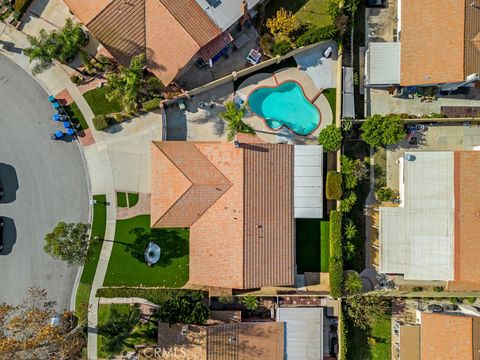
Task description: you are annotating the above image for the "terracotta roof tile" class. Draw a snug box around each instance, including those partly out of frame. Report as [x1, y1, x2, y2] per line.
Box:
[421, 313, 480, 360]
[400, 0, 466, 85]
[151, 142, 295, 289]
[63, 0, 113, 24]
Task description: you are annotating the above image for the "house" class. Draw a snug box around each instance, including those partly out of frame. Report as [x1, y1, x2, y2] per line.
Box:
[150, 141, 323, 290]
[365, 0, 480, 89]
[394, 312, 480, 360]
[63, 0, 261, 85]
[379, 151, 480, 290]
[156, 321, 285, 359]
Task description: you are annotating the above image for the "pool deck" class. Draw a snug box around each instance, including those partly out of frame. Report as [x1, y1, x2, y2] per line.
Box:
[237, 67, 333, 144]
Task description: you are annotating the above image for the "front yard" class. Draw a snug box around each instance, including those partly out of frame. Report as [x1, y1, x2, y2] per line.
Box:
[83, 86, 123, 116]
[103, 215, 189, 287]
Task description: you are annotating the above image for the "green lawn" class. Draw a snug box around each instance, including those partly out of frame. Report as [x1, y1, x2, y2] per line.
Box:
[80, 194, 107, 284]
[64, 102, 89, 130]
[97, 304, 158, 359]
[374, 146, 387, 188]
[296, 219, 330, 273]
[75, 282, 91, 324]
[264, 0, 331, 28]
[347, 314, 391, 360]
[103, 215, 189, 287]
[116, 192, 128, 208]
[323, 88, 336, 120]
[128, 192, 139, 207]
[83, 86, 122, 116]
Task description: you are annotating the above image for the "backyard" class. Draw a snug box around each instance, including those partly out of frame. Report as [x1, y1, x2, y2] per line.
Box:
[296, 219, 330, 273]
[262, 0, 331, 28]
[103, 215, 189, 287]
[346, 314, 391, 360]
[323, 88, 336, 120]
[97, 304, 158, 359]
[83, 86, 123, 116]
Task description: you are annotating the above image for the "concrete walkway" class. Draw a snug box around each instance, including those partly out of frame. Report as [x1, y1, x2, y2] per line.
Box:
[98, 297, 159, 308]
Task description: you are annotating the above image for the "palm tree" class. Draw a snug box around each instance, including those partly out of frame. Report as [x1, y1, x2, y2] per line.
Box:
[24, 18, 87, 75]
[220, 101, 255, 141]
[241, 295, 259, 311]
[344, 272, 363, 295]
[344, 219, 357, 240]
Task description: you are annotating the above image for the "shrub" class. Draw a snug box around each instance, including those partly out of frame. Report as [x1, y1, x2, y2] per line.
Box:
[13, 0, 33, 13]
[326, 171, 343, 200]
[432, 286, 443, 292]
[266, 8, 298, 37]
[376, 187, 398, 202]
[318, 124, 342, 151]
[260, 34, 274, 55]
[449, 297, 460, 304]
[271, 39, 292, 56]
[339, 191, 357, 213]
[466, 297, 477, 304]
[295, 24, 339, 47]
[361, 114, 406, 147]
[141, 98, 161, 112]
[156, 291, 209, 325]
[344, 219, 357, 240]
[326, 0, 342, 19]
[108, 113, 124, 124]
[412, 286, 423, 292]
[329, 210, 343, 298]
[96, 287, 207, 304]
[344, 272, 362, 295]
[70, 74, 85, 85]
[341, 155, 367, 190]
[92, 114, 109, 131]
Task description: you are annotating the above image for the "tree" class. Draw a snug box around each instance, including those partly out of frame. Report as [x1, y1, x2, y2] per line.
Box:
[98, 305, 140, 355]
[105, 54, 146, 113]
[156, 292, 209, 325]
[361, 114, 406, 147]
[339, 191, 357, 213]
[220, 101, 256, 141]
[344, 240, 356, 261]
[376, 187, 398, 202]
[0, 287, 85, 358]
[241, 295, 259, 311]
[24, 18, 87, 75]
[44, 222, 90, 266]
[318, 124, 343, 151]
[344, 295, 390, 330]
[341, 155, 367, 190]
[344, 273, 362, 295]
[326, 0, 342, 19]
[344, 219, 357, 240]
[266, 8, 298, 37]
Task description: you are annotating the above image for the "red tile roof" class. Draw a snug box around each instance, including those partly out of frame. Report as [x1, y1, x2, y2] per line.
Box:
[421, 313, 480, 360]
[64, 0, 221, 84]
[151, 142, 295, 289]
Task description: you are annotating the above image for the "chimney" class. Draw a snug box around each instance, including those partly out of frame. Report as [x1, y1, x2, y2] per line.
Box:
[239, 0, 250, 27]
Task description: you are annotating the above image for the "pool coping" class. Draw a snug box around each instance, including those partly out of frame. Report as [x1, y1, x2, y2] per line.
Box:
[245, 79, 323, 137]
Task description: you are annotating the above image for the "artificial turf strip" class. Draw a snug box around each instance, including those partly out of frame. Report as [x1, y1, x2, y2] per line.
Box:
[116, 192, 128, 208]
[103, 215, 189, 287]
[128, 192, 139, 207]
[83, 86, 123, 116]
[80, 194, 107, 284]
[323, 88, 337, 120]
[320, 220, 330, 272]
[64, 102, 89, 130]
[295, 219, 321, 273]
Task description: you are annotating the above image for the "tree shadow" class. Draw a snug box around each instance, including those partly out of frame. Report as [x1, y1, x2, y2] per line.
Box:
[126, 227, 188, 267]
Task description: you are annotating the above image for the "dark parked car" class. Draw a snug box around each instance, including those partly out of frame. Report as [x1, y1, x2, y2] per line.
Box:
[0, 217, 4, 252]
[428, 304, 444, 313]
[0, 181, 3, 200]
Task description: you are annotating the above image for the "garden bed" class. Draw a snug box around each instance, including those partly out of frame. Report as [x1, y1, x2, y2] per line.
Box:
[103, 215, 189, 287]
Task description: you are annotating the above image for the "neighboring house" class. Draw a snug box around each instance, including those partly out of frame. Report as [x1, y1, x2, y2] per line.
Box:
[379, 151, 480, 290]
[64, 0, 261, 85]
[394, 312, 480, 360]
[150, 141, 323, 290]
[157, 321, 285, 359]
[365, 0, 480, 89]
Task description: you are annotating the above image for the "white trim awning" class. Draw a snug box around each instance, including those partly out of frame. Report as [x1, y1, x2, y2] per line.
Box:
[366, 42, 401, 85]
[294, 145, 323, 218]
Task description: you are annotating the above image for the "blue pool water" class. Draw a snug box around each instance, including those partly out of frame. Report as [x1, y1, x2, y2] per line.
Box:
[248, 81, 320, 135]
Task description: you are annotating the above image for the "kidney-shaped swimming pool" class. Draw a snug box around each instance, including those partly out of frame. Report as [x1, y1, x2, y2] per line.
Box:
[247, 81, 320, 136]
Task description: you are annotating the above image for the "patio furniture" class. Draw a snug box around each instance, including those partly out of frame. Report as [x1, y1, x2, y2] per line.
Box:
[178, 99, 186, 111]
[323, 46, 332, 58]
[246, 48, 261, 65]
[144, 242, 161, 266]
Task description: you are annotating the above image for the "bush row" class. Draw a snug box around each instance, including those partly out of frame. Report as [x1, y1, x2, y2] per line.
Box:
[326, 171, 343, 200]
[96, 287, 207, 305]
[13, 0, 33, 13]
[329, 210, 343, 298]
[296, 24, 339, 47]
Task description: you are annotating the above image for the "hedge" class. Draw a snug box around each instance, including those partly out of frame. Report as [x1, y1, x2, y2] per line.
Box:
[326, 171, 343, 200]
[295, 24, 339, 47]
[141, 98, 161, 112]
[329, 210, 343, 298]
[13, 0, 33, 13]
[96, 287, 207, 305]
[92, 114, 108, 131]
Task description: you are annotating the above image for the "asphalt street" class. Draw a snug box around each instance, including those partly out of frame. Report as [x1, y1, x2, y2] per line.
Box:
[0, 54, 88, 310]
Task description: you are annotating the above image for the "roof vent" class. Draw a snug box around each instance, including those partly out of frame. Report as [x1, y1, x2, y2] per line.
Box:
[404, 154, 416, 161]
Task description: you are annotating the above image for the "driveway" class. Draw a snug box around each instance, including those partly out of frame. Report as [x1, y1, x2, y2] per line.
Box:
[0, 54, 88, 310]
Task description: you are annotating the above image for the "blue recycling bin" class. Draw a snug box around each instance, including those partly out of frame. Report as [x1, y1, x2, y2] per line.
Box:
[48, 95, 56, 103]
